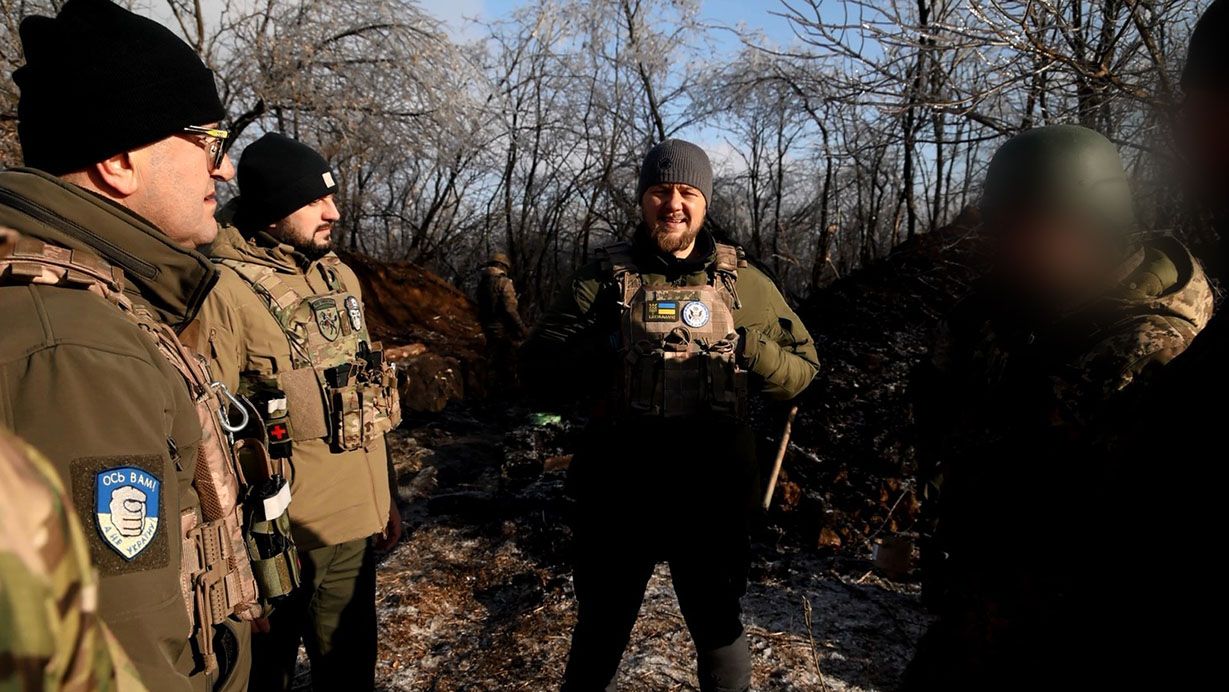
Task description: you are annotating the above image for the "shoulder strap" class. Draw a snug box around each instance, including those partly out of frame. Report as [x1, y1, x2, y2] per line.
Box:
[598, 241, 638, 278]
[0, 227, 127, 306]
[598, 241, 641, 310]
[712, 242, 745, 310]
[217, 259, 303, 329]
[713, 243, 745, 278]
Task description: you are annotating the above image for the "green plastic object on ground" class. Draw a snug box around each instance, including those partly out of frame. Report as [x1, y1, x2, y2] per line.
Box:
[528, 412, 563, 427]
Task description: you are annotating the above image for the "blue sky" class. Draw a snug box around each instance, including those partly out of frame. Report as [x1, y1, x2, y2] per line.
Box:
[418, 0, 800, 44]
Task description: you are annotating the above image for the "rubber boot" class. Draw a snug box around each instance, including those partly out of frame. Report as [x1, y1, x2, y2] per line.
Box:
[697, 630, 752, 692]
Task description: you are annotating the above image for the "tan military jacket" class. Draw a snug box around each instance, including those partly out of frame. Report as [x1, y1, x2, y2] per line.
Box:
[196, 226, 391, 551]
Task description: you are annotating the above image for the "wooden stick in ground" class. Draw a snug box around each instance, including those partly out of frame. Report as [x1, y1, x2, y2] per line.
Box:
[762, 404, 800, 511]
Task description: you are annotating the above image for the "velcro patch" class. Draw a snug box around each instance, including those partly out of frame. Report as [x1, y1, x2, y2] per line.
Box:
[646, 301, 679, 322]
[71, 455, 170, 575]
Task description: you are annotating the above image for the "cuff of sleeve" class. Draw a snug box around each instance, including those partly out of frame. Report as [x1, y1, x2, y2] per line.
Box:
[738, 327, 766, 369]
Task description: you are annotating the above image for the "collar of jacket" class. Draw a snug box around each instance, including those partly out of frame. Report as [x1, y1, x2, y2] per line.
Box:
[208, 224, 322, 275]
[630, 224, 717, 280]
[0, 167, 217, 331]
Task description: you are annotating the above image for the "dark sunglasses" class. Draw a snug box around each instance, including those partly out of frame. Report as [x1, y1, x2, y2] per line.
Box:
[181, 125, 230, 170]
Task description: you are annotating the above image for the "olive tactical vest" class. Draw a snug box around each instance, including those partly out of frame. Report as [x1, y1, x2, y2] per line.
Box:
[0, 229, 296, 675]
[600, 241, 748, 419]
[218, 256, 400, 453]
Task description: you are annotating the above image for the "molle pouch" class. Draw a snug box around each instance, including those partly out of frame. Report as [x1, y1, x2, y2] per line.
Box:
[368, 341, 403, 430]
[702, 334, 746, 418]
[662, 349, 706, 416]
[246, 382, 293, 458]
[232, 438, 301, 606]
[331, 387, 364, 452]
[624, 343, 665, 415]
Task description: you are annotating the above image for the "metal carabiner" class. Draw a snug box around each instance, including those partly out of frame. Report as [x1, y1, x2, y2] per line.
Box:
[212, 381, 250, 438]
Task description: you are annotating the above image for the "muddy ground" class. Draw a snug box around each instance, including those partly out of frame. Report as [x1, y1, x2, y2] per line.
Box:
[356, 405, 931, 692]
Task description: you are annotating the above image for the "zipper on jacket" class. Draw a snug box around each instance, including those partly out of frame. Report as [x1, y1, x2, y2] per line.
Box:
[0, 186, 159, 278]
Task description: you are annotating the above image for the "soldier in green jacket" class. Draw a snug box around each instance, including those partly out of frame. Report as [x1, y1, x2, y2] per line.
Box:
[0, 2, 257, 690]
[523, 139, 819, 692]
[0, 427, 147, 692]
[195, 133, 402, 691]
[904, 125, 1212, 690]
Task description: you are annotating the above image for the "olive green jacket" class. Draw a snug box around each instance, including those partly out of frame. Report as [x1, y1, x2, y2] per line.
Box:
[195, 226, 391, 551]
[0, 169, 226, 691]
[523, 229, 819, 407]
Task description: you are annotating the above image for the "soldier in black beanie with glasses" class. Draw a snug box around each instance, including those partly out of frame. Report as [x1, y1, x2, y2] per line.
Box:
[1, 1, 255, 691]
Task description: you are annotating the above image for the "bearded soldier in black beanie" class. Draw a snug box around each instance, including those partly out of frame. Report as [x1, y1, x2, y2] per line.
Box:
[195, 132, 402, 691]
[0, 1, 262, 691]
[523, 139, 819, 691]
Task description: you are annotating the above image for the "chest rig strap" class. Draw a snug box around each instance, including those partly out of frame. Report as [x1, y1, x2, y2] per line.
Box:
[2, 228, 273, 675]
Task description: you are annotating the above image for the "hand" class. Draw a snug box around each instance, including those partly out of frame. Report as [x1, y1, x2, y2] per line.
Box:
[252, 617, 271, 634]
[373, 506, 403, 552]
[108, 486, 147, 537]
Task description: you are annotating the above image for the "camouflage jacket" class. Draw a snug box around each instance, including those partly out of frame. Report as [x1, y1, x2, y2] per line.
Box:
[924, 236, 1212, 446]
[0, 428, 147, 692]
[916, 236, 1213, 582]
[476, 266, 527, 338]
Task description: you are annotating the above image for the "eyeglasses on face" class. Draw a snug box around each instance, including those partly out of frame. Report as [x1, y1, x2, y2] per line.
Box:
[181, 125, 230, 170]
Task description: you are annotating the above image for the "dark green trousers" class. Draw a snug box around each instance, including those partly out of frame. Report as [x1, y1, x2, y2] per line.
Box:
[249, 538, 377, 691]
[561, 418, 757, 692]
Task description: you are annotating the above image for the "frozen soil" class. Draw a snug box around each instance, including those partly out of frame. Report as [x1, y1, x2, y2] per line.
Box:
[361, 408, 931, 691]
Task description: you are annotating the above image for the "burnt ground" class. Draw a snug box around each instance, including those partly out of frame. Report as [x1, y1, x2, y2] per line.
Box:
[367, 407, 930, 692]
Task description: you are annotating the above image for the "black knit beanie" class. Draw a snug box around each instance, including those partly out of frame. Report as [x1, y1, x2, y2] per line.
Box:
[1183, 0, 1229, 89]
[232, 133, 339, 234]
[13, 0, 226, 175]
[637, 139, 714, 203]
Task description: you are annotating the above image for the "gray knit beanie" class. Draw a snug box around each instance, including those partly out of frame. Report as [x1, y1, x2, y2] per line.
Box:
[637, 139, 713, 202]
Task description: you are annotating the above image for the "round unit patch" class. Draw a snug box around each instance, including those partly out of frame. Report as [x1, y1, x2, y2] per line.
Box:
[681, 301, 711, 328]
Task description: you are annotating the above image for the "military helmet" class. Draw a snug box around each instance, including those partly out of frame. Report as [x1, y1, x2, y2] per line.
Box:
[982, 125, 1137, 239]
[488, 252, 511, 269]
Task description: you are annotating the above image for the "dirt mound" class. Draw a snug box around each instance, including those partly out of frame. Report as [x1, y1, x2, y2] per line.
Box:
[338, 251, 488, 410]
[764, 212, 986, 555]
[338, 250, 483, 351]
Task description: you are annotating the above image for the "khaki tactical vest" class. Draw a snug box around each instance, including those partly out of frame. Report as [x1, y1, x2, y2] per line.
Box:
[0, 229, 296, 675]
[218, 257, 400, 454]
[600, 241, 748, 419]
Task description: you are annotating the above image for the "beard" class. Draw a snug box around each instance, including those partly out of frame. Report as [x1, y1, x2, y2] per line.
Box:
[649, 221, 701, 255]
[273, 222, 334, 261]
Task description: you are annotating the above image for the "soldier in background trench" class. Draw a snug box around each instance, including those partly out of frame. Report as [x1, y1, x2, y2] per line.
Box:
[194, 133, 403, 691]
[906, 125, 1212, 690]
[476, 251, 529, 393]
[523, 139, 819, 692]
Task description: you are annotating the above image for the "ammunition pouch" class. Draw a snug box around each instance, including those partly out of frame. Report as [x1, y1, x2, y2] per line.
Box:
[623, 331, 747, 419]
